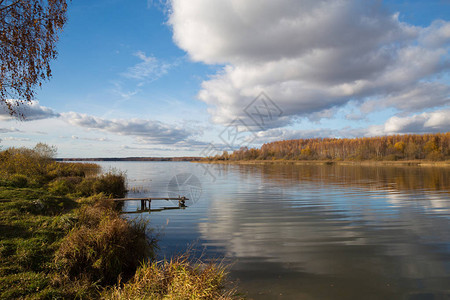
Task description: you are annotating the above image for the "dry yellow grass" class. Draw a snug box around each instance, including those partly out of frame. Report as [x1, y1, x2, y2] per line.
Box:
[103, 255, 240, 300]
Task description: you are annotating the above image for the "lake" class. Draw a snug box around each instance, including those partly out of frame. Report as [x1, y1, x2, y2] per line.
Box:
[96, 161, 450, 299]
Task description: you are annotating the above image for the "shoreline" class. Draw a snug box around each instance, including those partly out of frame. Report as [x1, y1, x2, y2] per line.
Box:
[193, 159, 450, 167]
[0, 155, 233, 298]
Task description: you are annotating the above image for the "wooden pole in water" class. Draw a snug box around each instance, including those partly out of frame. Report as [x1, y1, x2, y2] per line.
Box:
[179, 196, 187, 207]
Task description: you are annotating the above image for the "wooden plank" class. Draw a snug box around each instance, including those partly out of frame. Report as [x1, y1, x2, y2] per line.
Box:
[112, 197, 188, 201]
[120, 207, 186, 214]
[121, 209, 164, 214]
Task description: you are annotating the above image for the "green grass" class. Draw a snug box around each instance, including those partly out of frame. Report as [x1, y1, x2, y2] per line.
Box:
[0, 187, 77, 299]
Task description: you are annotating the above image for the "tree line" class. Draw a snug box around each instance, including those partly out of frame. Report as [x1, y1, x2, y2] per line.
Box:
[208, 133, 450, 161]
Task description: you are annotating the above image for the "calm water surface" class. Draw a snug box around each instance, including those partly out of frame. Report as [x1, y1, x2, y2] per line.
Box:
[96, 161, 450, 300]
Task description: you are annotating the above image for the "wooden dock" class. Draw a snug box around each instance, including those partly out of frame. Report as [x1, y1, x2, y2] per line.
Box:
[112, 196, 188, 212]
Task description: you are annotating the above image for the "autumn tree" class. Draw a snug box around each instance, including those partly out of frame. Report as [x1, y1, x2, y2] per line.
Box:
[0, 0, 68, 115]
[33, 142, 56, 159]
[208, 133, 450, 162]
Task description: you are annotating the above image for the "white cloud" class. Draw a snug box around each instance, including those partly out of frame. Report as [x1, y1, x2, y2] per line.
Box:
[122, 51, 173, 82]
[169, 0, 450, 128]
[361, 82, 450, 113]
[0, 100, 60, 121]
[254, 128, 340, 143]
[252, 108, 450, 143]
[380, 109, 450, 135]
[0, 127, 22, 133]
[1, 137, 31, 142]
[71, 135, 111, 142]
[110, 81, 140, 100]
[121, 141, 210, 152]
[419, 20, 450, 48]
[61, 112, 199, 145]
[34, 131, 48, 135]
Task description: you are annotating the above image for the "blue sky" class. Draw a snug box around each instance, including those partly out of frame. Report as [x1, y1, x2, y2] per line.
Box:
[0, 0, 449, 157]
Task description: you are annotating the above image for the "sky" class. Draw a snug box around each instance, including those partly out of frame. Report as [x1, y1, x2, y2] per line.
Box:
[0, 0, 449, 158]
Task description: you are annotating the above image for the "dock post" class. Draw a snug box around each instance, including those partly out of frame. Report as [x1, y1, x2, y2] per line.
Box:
[179, 196, 186, 208]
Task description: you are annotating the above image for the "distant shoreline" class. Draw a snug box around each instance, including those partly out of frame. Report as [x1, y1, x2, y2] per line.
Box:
[55, 157, 202, 162]
[55, 157, 450, 166]
[194, 159, 450, 167]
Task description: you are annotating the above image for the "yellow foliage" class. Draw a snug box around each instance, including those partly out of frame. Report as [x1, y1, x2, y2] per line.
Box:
[394, 142, 406, 153]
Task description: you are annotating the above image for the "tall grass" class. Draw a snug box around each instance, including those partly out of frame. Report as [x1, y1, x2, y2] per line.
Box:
[103, 255, 237, 300]
[54, 198, 155, 287]
[74, 172, 127, 198]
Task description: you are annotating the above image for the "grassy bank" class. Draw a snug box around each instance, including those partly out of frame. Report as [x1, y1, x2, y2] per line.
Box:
[0, 144, 236, 299]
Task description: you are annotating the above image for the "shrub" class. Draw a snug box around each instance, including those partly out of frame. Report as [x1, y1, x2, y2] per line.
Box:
[46, 162, 100, 180]
[0, 147, 51, 178]
[9, 174, 28, 188]
[48, 177, 82, 196]
[0, 144, 102, 186]
[93, 172, 127, 198]
[75, 177, 96, 197]
[75, 172, 126, 198]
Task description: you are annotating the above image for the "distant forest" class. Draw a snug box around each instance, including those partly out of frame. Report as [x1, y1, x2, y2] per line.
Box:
[207, 133, 450, 161]
[57, 157, 201, 162]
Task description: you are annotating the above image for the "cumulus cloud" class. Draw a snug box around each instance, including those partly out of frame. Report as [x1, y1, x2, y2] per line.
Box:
[375, 109, 450, 135]
[251, 126, 382, 144]
[252, 108, 450, 144]
[61, 112, 198, 145]
[0, 100, 60, 121]
[361, 83, 450, 113]
[169, 0, 450, 128]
